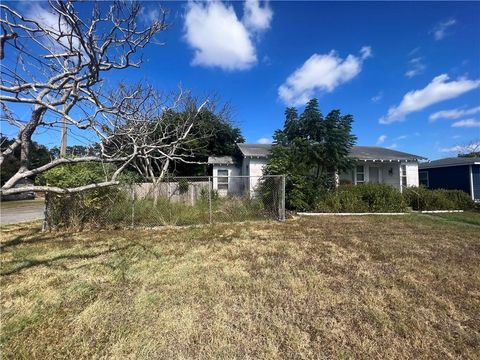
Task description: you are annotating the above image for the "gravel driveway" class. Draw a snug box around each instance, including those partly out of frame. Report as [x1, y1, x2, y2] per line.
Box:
[1, 200, 45, 225]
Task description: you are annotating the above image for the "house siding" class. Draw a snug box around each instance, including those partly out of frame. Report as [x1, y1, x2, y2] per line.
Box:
[420, 165, 471, 195]
[339, 161, 419, 191]
[405, 162, 419, 187]
[212, 164, 241, 195]
[247, 158, 268, 192]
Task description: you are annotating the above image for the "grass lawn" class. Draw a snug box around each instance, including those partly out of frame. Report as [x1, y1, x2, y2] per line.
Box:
[426, 211, 480, 227]
[1, 214, 479, 359]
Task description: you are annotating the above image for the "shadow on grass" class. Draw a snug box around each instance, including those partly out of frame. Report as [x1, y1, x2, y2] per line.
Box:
[1, 238, 163, 277]
[0, 228, 44, 251]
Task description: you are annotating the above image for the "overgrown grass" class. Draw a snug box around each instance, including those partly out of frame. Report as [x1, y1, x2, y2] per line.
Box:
[1, 214, 480, 358]
[316, 183, 407, 213]
[403, 187, 476, 211]
[47, 190, 270, 229]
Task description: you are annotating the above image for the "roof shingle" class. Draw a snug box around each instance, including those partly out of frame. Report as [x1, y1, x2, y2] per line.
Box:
[419, 157, 480, 169]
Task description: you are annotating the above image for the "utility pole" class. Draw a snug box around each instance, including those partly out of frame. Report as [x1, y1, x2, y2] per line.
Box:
[44, 53, 72, 157]
[60, 111, 67, 157]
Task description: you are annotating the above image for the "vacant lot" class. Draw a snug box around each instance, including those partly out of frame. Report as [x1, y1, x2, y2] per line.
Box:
[1, 214, 479, 359]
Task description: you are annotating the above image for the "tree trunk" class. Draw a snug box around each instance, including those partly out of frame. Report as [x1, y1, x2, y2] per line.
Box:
[19, 106, 46, 173]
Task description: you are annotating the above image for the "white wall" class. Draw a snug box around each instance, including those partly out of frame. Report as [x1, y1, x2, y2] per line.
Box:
[212, 164, 241, 196]
[405, 162, 419, 187]
[247, 158, 268, 192]
[380, 163, 401, 190]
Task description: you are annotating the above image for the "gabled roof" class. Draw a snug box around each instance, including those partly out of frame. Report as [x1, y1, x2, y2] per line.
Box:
[237, 143, 272, 158]
[419, 157, 480, 169]
[209, 144, 425, 164]
[351, 146, 425, 161]
[207, 156, 235, 165]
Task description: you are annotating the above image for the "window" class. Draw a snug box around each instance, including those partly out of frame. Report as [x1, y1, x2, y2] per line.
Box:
[356, 165, 365, 184]
[419, 171, 429, 187]
[217, 169, 229, 191]
[401, 165, 407, 188]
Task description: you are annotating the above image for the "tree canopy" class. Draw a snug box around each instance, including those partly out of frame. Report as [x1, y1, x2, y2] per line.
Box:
[264, 99, 356, 210]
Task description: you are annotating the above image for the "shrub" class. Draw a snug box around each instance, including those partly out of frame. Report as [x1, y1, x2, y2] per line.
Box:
[403, 187, 474, 211]
[316, 183, 407, 213]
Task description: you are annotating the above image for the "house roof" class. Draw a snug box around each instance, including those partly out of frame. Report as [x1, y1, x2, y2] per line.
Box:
[209, 144, 425, 164]
[207, 156, 235, 165]
[237, 143, 272, 158]
[419, 157, 480, 169]
[350, 146, 426, 161]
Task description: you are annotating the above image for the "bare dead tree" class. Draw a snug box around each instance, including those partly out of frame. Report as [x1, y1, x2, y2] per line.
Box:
[0, 1, 169, 195]
[106, 84, 218, 203]
[455, 139, 480, 157]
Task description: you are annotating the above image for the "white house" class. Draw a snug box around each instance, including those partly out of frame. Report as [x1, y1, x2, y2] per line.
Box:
[208, 144, 425, 195]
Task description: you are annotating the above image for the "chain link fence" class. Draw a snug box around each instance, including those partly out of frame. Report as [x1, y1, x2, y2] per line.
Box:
[44, 175, 285, 230]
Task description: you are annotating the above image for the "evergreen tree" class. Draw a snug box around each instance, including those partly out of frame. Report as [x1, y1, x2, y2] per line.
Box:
[264, 99, 357, 210]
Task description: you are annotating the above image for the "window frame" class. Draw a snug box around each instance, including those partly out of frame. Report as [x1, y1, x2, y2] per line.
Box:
[356, 165, 365, 184]
[400, 164, 407, 188]
[217, 169, 229, 191]
[419, 170, 429, 187]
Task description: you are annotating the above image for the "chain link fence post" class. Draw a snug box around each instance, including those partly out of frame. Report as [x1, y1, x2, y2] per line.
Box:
[131, 185, 135, 228]
[208, 176, 213, 224]
[280, 175, 286, 221]
[42, 191, 49, 231]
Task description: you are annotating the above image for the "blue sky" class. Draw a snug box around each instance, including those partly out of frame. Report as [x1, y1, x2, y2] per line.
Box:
[4, 1, 480, 159]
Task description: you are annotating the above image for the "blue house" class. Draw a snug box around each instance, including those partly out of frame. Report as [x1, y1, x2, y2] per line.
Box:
[418, 157, 480, 201]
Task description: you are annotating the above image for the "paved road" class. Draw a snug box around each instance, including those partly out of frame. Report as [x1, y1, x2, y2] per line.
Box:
[1, 200, 45, 225]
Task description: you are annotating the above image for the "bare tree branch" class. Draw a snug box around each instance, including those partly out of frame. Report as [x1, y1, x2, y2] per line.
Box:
[0, 1, 168, 194]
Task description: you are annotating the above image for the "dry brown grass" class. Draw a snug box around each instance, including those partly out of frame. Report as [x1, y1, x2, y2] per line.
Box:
[1, 214, 479, 359]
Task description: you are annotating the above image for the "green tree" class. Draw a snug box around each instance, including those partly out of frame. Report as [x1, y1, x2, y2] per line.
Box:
[169, 109, 244, 176]
[264, 99, 356, 210]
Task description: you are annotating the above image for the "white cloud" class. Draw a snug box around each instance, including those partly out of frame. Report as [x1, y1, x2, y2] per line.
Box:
[371, 91, 383, 103]
[429, 106, 480, 122]
[256, 137, 272, 144]
[451, 119, 480, 128]
[278, 47, 371, 106]
[25, 3, 79, 52]
[140, 5, 162, 24]
[387, 143, 398, 149]
[395, 135, 408, 140]
[243, 0, 273, 32]
[184, 2, 257, 71]
[440, 142, 480, 153]
[405, 57, 426, 78]
[376, 134, 387, 145]
[432, 19, 456, 40]
[360, 46, 372, 60]
[379, 74, 480, 124]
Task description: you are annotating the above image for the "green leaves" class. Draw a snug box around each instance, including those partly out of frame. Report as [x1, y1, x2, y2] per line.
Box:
[264, 98, 356, 210]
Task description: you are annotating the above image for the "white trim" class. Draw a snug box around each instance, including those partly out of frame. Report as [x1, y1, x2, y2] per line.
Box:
[469, 165, 474, 200]
[298, 212, 409, 216]
[355, 164, 365, 184]
[418, 210, 464, 213]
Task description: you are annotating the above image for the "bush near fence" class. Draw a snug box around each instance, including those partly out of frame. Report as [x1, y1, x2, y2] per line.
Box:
[45, 176, 285, 230]
[403, 187, 476, 211]
[315, 183, 408, 213]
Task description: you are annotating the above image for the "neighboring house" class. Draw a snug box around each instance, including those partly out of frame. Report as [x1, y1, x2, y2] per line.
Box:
[208, 144, 425, 195]
[418, 157, 480, 201]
